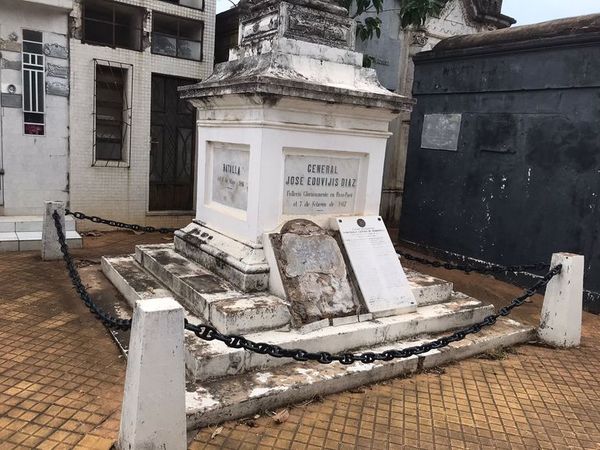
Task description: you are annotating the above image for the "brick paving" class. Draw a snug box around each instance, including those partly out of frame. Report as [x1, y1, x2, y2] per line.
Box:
[0, 232, 599, 449]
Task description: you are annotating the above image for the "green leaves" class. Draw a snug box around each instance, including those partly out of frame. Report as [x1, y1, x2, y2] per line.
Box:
[345, 0, 450, 43]
[398, 0, 450, 28]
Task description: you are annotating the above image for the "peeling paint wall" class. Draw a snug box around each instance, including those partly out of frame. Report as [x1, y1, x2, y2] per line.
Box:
[0, 0, 70, 215]
[401, 32, 600, 313]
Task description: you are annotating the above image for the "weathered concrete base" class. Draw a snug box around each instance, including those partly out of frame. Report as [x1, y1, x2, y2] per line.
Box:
[101, 241, 536, 435]
[538, 253, 584, 347]
[118, 298, 186, 450]
[103, 245, 460, 340]
[175, 222, 269, 293]
[184, 293, 493, 382]
[42, 201, 65, 260]
[185, 318, 534, 429]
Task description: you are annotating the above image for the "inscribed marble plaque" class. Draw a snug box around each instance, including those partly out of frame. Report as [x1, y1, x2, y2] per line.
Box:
[283, 154, 360, 215]
[211, 143, 249, 210]
[421, 113, 462, 151]
[337, 216, 416, 316]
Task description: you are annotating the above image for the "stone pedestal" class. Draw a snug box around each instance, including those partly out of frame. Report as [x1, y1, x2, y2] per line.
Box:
[178, 0, 414, 295]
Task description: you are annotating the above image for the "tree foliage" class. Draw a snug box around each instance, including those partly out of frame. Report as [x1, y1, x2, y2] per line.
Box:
[342, 0, 450, 42]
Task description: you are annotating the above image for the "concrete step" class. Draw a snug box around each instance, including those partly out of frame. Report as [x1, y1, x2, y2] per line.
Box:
[405, 268, 453, 306]
[101, 255, 179, 309]
[0, 230, 82, 252]
[184, 293, 495, 382]
[0, 215, 76, 232]
[133, 244, 453, 333]
[185, 317, 534, 429]
[0, 215, 79, 252]
[109, 249, 292, 335]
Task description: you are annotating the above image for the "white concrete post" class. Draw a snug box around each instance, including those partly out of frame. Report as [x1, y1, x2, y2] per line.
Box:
[118, 298, 187, 450]
[538, 253, 584, 347]
[42, 201, 65, 261]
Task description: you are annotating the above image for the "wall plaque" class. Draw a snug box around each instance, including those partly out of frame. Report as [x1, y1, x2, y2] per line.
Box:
[283, 154, 360, 215]
[210, 142, 249, 211]
[337, 216, 416, 316]
[421, 113, 462, 151]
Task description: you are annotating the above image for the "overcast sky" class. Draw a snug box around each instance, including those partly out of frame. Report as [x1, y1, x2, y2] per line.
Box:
[503, 0, 599, 25]
[216, 0, 600, 24]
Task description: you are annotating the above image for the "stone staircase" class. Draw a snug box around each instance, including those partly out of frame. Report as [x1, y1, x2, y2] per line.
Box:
[102, 243, 535, 429]
[0, 215, 82, 252]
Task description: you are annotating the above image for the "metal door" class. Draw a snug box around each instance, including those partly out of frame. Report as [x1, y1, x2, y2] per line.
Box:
[149, 74, 197, 211]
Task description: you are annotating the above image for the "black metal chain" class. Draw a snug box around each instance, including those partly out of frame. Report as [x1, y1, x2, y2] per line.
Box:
[397, 250, 550, 275]
[66, 209, 176, 234]
[53, 211, 132, 330]
[185, 264, 561, 365]
[53, 209, 561, 364]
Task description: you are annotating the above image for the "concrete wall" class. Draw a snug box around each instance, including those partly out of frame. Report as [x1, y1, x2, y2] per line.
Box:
[0, 0, 71, 215]
[69, 0, 215, 230]
[356, 0, 505, 225]
[400, 29, 600, 313]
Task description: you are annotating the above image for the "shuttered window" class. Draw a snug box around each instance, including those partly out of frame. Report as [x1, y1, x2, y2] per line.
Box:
[22, 30, 45, 135]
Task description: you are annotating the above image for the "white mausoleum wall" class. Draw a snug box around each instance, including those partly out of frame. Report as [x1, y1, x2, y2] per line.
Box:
[69, 0, 215, 230]
[0, 0, 71, 215]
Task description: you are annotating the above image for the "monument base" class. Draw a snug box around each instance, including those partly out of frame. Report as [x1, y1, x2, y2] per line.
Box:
[174, 222, 270, 293]
[102, 241, 534, 432]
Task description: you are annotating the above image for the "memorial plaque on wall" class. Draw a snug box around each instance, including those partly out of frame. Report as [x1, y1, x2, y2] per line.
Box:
[421, 113, 462, 151]
[283, 154, 360, 215]
[211, 142, 250, 210]
[337, 216, 416, 316]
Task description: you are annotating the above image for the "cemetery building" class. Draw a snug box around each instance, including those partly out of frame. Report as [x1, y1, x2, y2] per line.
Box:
[68, 0, 215, 230]
[0, 0, 72, 216]
[0, 0, 80, 250]
[400, 14, 600, 312]
[356, 0, 514, 223]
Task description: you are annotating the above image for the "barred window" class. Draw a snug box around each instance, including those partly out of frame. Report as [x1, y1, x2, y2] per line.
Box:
[22, 29, 45, 136]
[93, 60, 132, 166]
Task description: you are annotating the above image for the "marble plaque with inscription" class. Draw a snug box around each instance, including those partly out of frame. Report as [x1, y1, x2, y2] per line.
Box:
[337, 216, 416, 316]
[421, 113, 462, 151]
[283, 154, 360, 215]
[211, 143, 249, 210]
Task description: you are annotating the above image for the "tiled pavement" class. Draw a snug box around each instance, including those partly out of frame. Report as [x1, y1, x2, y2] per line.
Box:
[1, 232, 599, 449]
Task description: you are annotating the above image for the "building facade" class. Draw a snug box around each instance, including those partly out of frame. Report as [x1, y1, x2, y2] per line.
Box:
[0, 0, 72, 216]
[68, 0, 215, 230]
[356, 0, 514, 223]
[400, 14, 600, 313]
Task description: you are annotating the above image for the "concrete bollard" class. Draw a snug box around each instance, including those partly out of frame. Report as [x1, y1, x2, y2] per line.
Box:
[538, 253, 584, 347]
[117, 298, 187, 450]
[42, 201, 65, 261]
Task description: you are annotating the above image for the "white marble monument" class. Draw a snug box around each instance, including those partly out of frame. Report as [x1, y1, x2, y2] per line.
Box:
[102, 0, 547, 429]
[178, 0, 414, 298]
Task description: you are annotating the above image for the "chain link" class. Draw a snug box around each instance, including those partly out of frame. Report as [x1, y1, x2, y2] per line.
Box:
[185, 263, 561, 365]
[53, 211, 132, 330]
[53, 209, 562, 364]
[66, 209, 177, 234]
[397, 250, 550, 275]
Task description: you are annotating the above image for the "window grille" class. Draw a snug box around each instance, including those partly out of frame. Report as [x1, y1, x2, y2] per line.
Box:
[152, 13, 204, 61]
[22, 29, 45, 136]
[92, 59, 133, 167]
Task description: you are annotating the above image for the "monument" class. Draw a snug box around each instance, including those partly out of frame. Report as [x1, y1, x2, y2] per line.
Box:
[102, 0, 534, 430]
